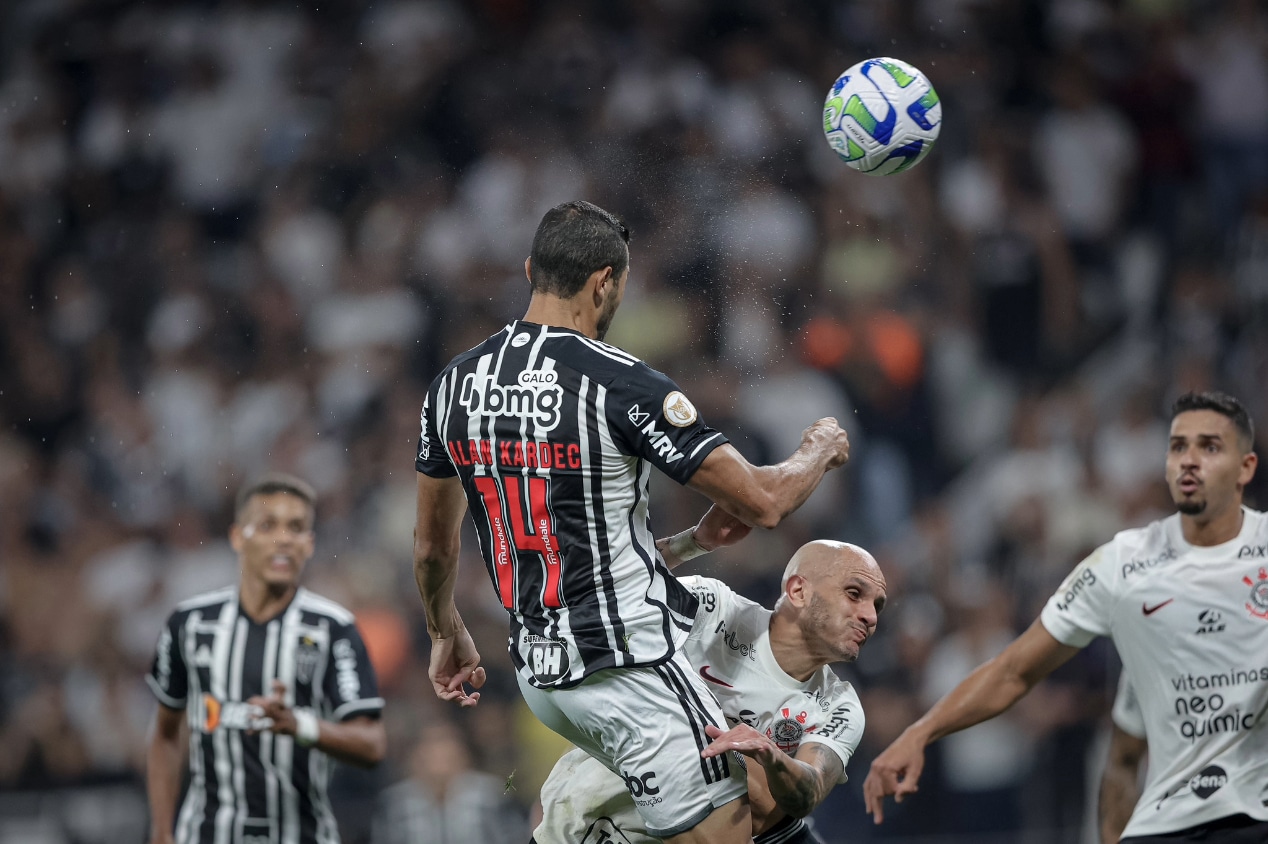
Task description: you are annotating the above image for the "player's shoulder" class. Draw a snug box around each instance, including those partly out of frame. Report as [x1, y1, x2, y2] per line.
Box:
[171, 585, 237, 616]
[294, 588, 357, 626]
[543, 329, 647, 383]
[1100, 513, 1183, 577]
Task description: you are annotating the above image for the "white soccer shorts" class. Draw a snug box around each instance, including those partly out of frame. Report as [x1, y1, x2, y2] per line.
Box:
[519, 648, 747, 838]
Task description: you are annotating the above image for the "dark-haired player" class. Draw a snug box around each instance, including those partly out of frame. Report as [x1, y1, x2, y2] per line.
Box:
[414, 200, 851, 844]
[865, 392, 1268, 842]
[146, 473, 385, 844]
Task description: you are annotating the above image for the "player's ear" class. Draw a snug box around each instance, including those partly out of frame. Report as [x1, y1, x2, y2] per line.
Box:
[229, 522, 245, 553]
[785, 574, 811, 608]
[524, 257, 532, 283]
[590, 266, 613, 304]
[1239, 450, 1258, 487]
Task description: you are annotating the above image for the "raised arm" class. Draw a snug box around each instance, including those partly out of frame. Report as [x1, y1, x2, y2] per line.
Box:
[863, 619, 1080, 822]
[414, 472, 485, 707]
[1099, 725, 1147, 844]
[687, 419, 850, 530]
[702, 724, 844, 820]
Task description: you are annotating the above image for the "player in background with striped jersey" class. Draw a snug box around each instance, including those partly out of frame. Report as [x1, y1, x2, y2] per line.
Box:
[414, 200, 851, 844]
[146, 474, 386, 844]
[864, 392, 1268, 843]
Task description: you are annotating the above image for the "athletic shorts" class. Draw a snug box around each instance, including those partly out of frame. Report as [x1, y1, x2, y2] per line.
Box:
[1120, 814, 1268, 843]
[518, 648, 747, 839]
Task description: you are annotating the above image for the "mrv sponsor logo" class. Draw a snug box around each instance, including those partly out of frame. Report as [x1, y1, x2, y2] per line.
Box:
[461, 369, 563, 432]
[627, 404, 684, 464]
[1055, 568, 1096, 612]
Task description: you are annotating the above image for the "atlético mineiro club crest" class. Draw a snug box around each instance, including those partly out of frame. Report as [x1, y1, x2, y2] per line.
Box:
[1244, 568, 1268, 620]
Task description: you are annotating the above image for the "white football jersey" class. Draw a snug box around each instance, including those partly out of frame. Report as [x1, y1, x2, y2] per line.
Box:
[1040, 507, 1268, 838]
[533, 576, 864, 844]
[678, 576, 864, 777]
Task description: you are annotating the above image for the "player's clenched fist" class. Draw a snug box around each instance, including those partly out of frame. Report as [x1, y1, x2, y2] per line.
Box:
[801, 418, 850, 469]
[862, 728, 928, 823]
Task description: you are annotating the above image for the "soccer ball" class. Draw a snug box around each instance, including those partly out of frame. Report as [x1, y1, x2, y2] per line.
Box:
[822, 57, 941, 175]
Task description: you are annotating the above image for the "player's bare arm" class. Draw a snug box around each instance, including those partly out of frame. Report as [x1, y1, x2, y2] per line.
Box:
[1099, 726, 1147, 844]
[702, 723, 843, 820]
[247, 680, 386, 768]
[414, 472, 486, 707]
[656, 504, 752, 570]
[863, 619, 1080, 822]
[146, 704, 186, 844]
[688, 419, 850, 530]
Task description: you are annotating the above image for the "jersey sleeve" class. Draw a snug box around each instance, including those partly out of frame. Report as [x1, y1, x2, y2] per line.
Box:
[322, 619, 385, 721]
[802, 687, 864, 784]
[1111, 672, 1146, 739]
[604, 364, 729, 485]
[679, 575, 730, 628]
[416, 385, 457, 478]
[1039, 542, 1118, 647]
[146, 611, 188, 710]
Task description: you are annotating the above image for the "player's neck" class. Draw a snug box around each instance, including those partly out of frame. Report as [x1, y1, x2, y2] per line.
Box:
[239, 577, 299, 624]
[769, 616, 820, 682]
[1179, 502, 1245, 547]
[523, 294, 599, 339]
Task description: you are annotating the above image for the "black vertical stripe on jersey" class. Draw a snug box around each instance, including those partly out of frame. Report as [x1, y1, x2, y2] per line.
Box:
[654, 662, 726, 786]
[585, 377, 628, 668]
[664, 657, 729, 785]
[241, 622, 269, 822]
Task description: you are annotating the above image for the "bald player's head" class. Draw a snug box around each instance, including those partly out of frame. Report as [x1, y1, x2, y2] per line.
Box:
[775, 540, 887, 664]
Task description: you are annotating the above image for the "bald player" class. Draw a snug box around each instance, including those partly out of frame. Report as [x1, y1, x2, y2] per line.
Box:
[532, 533, 887, 844]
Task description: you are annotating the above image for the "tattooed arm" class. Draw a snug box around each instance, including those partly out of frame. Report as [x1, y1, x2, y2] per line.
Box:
[702, 723, 844, 818]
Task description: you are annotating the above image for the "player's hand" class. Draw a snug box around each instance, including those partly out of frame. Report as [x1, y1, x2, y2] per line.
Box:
[247, 680, 295, 735]
[693, 504, 752, 551]
[801, 418, 850, 469]
[701, 723, 780, 768]
[428, 627, 486, 708]
[863, 728, 927, 824]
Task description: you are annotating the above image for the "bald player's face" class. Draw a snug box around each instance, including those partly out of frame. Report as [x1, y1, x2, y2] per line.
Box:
[804, 556, 887, 663]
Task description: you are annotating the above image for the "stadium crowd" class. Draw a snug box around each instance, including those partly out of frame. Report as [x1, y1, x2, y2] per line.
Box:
[1, 1, 1266, 842]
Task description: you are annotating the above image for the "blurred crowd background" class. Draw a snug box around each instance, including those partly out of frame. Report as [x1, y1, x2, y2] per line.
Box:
[2, 0, 1267, 842]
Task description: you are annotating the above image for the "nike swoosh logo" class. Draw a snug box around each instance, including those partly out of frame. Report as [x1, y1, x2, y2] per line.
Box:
[1142, 599, 1174, 616]
[699, 666, 733, 688]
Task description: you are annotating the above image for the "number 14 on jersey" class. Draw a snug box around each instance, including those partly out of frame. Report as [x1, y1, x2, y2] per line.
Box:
[473, 476, 564, 609]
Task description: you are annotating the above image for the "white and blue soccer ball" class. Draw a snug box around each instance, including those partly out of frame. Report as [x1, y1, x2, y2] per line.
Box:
[823, 57, 942, 175]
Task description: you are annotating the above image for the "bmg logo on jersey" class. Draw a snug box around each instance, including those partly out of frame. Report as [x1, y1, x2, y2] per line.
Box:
[1055, 568, 1097, 612]
[460, 370, 563, 431]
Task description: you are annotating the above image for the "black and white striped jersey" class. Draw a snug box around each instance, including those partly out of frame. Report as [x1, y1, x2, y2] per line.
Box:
[417, 320, 729, 689]
[146, 586, 384, 844]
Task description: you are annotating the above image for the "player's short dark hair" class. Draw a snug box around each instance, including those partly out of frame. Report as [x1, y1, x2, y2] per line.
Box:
[235, 472, 317, 523]
[529, 200, 630, 298]
[1171, 391, 1255, 451]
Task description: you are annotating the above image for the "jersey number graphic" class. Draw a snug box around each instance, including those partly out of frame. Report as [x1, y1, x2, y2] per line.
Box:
[473, 476, 564, 609]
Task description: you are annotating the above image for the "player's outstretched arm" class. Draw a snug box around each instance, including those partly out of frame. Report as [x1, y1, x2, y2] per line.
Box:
[146, 704, 185, 844]
[414, 472, 485, 707]
[863, 619, 1079, 823]
[702, 723, 843, 819]
[1099, 725, 1147, 844]
[656, 504, 753, 570]
[688, 418, 850, 530]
